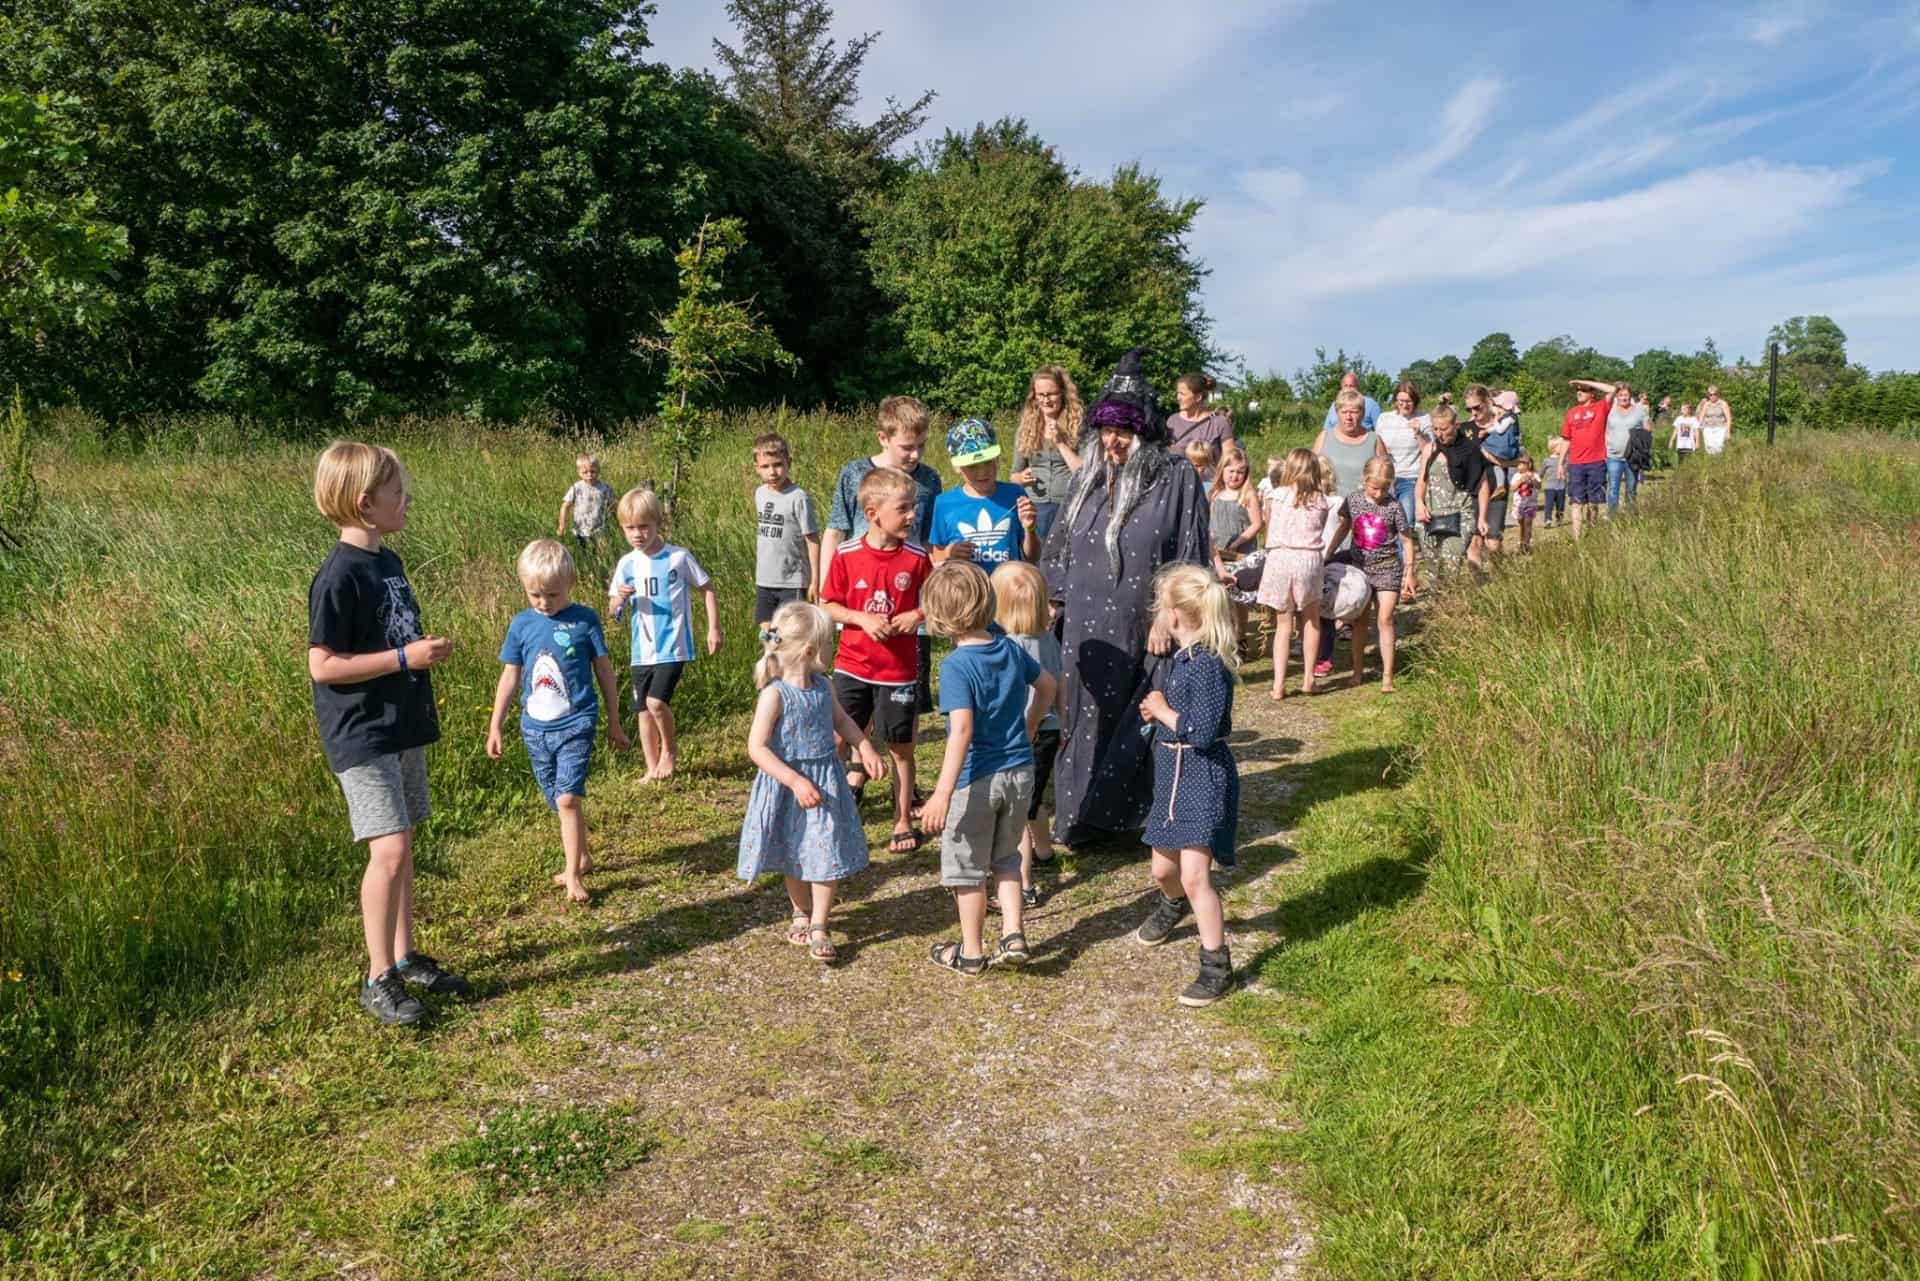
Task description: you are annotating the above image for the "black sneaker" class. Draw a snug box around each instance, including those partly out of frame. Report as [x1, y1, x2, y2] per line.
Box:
[1178, 946, 1235, 1007]
[1021, 885, 1040, 910]
[1134, 893, 1189, 946]
[397, 951, 470, 995]
[359, 969, 427, 1025]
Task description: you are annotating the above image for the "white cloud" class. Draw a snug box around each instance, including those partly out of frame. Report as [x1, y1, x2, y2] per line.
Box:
[1743, 1, 1816, 46]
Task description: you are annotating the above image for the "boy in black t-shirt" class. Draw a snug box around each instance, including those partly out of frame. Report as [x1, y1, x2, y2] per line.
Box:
[307, 441, 468, 1026]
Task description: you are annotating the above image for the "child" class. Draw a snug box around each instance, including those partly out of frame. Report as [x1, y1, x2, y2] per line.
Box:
[751, 432, 820, 625]
[1256, 448, 1332, 700]
[737, 602, 887, 963]
[306, 440, 467, 1027]
[919, 562, 1056, 976]
[928, 417, 1039, 570]
[1209, 445, 1266, 643]
[1255, 454, 1285, 507]
[1184, 438, 1218, 484]
[1540, 438, 1569, 528]
[556, 454, 617, 557]
[608, 487, 720, 782]
[1480, 388, 1522, 498]
[1510, 454, 1540, 550]
[1133, 564, 1241, 1007]
[1325, 457, 1417, 691]
[821, 466, 932, 855]
[991, 561, 1062, 909]
[486, 540, 631, 904]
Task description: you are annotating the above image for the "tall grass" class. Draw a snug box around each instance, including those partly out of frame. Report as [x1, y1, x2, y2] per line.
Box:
[1404, 436, 1920, 1277]
[0, 408, 890, 1102]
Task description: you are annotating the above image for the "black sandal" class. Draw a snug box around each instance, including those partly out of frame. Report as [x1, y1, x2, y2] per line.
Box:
[928, 941, 986, 977]
[993, 933, 1031, 967]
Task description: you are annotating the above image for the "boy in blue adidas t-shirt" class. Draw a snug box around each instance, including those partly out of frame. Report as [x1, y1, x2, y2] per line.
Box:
[928, 417, 1039, 569]
[488, 540, 629, 903]
[917, 561, 1055, 977]
[608, 487, 720, 782]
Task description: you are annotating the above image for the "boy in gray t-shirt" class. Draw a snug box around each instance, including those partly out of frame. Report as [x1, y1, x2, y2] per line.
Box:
[751, 433, 820, 625]
[557, 454, 617, 547]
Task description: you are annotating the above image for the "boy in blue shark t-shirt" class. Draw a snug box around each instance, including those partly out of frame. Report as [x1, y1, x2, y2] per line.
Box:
[487, 540, 630, 904]
[928, 417, 1039, 569]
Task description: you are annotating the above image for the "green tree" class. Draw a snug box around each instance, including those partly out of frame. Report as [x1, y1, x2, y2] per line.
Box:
[1398, 354, 1462, 398]
[0, 90, 128, 373]
[1521, 335, 1628, 405]
[863, 118, 1215, 410]
[1294, 347, 1387, 407]
[1, 0, 791, 418]
[1628, 348, 1687, 404]
[1766, 314, 1848, 395]
[1462, 331, 1519, 387]
[636, 216, 794, 510]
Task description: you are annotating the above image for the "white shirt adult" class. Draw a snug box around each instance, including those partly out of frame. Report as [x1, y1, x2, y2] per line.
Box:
[1374, 410, 1431, 478]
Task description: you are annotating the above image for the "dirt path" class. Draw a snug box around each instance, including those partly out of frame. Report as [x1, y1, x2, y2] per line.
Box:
[430, 680, 1329, 1280]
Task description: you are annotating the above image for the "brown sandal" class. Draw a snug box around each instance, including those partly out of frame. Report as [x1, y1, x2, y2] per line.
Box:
[785, 913, 810, 945]
[807, 926, 838, 963]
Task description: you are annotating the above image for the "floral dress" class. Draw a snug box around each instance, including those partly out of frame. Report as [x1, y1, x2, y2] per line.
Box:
[736, 677, 870, 883]
[1419, 450, 1475, 576]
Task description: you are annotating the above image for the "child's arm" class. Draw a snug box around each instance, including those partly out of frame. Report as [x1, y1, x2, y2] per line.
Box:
[817, 529, 844, 596]
[1017, 494, 1040, 561]
[1399, 528, 1418, 599]
[307, 635, 452, 685]
[829, 693, 888, 782]
[917, 708, 973, 835]
[1025, 670, 1057, 741]
[1240, 491, 1263, 549]
[701, 584, 721, 655]
[484, 664, 519, 759]
[804, 533, 821, 604]
[592, 655, 631, 749]
[556, 494, 573, 538]
[823, 598, 893, 640]
[746, 686, 822, 809]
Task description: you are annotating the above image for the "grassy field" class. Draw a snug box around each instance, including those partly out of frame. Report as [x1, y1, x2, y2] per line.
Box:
[1217, 436, 1919, 1278]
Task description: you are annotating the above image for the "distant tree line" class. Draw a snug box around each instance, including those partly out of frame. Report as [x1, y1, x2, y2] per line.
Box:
[0, 0, 1215, 420]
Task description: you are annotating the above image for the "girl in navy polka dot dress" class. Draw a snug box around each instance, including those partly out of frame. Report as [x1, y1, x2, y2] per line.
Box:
[1134, 564, 1241, 1007]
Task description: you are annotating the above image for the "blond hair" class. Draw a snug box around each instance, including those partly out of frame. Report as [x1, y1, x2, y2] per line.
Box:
[616, 486, 663, 528]
[1361, 456, 1395, 487]
[1016, 365, 1084, 458]
[313, 440, 406, 528]
[921, 561, 995, 638]
[1152, 564, 1240, 675]
[575, 453, 599, 468]
[856, 465, 915, 516]
[753, 601, 833, 690]
[1333, 387, 1365, 409]
[1274, 447, 1318, 507]
[990, 562, 1049, 638]
[1429, 403, 1458, 426]
[516, 538, 576, 590]
[1210, 444, 1251, 498]
[1314, 454, 1338, 496]
[1183, 439, 1217, 470]
[876, 395, 929, 441]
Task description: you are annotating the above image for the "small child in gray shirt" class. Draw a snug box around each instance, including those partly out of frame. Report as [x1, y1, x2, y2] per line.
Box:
[557, 454, 617, 550]
[750, 432, 820, 626]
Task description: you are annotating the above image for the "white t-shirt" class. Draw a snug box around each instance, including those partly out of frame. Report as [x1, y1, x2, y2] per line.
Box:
[1373, 411, 1431, 479]
[1672, 416, 1700, 451]
[610, 543, 712, 665]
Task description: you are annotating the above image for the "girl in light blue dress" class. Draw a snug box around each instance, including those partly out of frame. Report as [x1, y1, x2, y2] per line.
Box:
[737, 602, 886, 962]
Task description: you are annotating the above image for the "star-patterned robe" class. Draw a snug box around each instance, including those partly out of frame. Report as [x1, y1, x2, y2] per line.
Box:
[1041, 461, 1212, 846]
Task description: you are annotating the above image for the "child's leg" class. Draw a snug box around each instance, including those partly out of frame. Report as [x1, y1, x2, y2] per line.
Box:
[1300, 604, 1322, 690]
[634, 706, 662, 775]
[1519, 512, 1534, 549]
[995, 868, 1024, 934]
[647, 698, 677, 779]
[783, 875, 811, 919]
[954, 885, 989, 958]
[809, 878, 837, 928]
[1350, 611, 1367, 682]
[1177, 848, 1224, 950]
[362, 828, 411, 978]
[1150, 846, 1183, 902]
[1374, 590, 1400, 690]
[1269, 605, 1294, 697]
[553, 795, 588, 901]
[888, 742, 915, 835]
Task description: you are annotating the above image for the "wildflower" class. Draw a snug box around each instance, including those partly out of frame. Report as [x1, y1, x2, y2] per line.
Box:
[5, 970, 22, 983]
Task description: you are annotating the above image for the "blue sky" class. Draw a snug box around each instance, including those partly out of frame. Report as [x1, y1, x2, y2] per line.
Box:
[642, 0, 1920, 378]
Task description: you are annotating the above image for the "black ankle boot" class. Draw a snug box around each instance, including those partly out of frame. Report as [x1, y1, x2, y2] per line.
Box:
[1178, 945, 1234, 1007]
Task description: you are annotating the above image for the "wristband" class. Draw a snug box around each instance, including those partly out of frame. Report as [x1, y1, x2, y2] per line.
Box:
[396, 645, 408, 674]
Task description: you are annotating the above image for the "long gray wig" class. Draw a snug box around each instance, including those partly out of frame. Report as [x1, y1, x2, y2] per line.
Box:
[1059, 348, 1174, 578]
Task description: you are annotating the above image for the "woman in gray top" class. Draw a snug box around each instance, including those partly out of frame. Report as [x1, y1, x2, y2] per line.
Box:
[1166, 372, 1236, 460]
[1010, 364, 1085, 543]
[1309, 388, 1387, 674]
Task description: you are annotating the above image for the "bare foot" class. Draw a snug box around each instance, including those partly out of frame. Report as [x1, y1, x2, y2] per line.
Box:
[1380, 681, 1395, 693]
[578, 850, 592, 873]
[1269, 684, 1285, 702]
[652, 756, 676, 781]
[558, 876, 590, 904]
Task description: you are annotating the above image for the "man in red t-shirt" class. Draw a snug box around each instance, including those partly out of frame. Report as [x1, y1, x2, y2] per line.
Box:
[821, 467, 931, 852]
[1560, 379, 1618, 537]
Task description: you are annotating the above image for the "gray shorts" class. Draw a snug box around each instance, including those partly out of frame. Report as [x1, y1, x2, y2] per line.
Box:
[334, 747, 430, 842]
[940, 766, 1034, 888]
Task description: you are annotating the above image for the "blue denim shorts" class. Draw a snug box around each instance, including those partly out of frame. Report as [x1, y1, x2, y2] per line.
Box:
[523, 727, 594, 808]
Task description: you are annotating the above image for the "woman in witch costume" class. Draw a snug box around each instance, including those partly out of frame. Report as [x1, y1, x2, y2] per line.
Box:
[1041, 348, 1213, 848]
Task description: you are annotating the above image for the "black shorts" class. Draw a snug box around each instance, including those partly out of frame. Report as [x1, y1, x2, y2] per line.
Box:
[1028, 727, 1061, 819]
[832, 672, 918, 745]
[754, 585, 805, 625]
[630, 662, 685, 711]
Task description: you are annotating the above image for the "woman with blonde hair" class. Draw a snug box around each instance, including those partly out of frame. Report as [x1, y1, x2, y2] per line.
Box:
[1010, 365, 1085, 542]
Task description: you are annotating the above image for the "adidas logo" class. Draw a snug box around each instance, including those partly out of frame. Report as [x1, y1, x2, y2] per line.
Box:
[958, 510, 1012, 560]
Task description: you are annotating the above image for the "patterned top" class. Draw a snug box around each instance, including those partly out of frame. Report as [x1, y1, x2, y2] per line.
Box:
[562, 479, 616, 537]
[1265, 489, 1332, 552]
[1210, 492, 1252, 552]
[769, 677, 836, 760]
[1339, 491, 1411, 592]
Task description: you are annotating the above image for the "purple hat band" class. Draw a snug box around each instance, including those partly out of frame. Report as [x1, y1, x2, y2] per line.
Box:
[1089, 400, 1145, 431]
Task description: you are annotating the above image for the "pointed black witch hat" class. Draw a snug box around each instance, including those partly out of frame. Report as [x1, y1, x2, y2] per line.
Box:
[1089, 346, 1167, 445]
